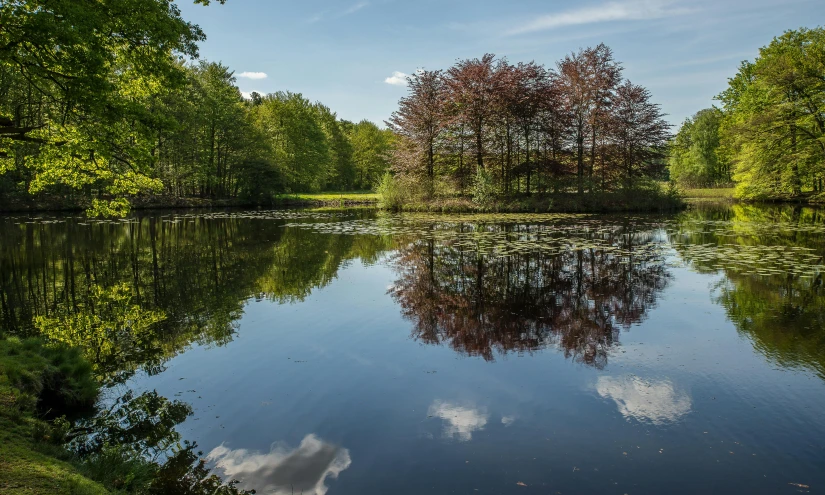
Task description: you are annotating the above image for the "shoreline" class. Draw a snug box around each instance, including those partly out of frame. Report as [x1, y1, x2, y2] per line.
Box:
[3, 194, 824, 216]
[0, 196, 380, 214]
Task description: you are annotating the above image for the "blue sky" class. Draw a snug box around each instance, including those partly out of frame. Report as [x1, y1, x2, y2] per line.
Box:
[179, 0, 823, 126]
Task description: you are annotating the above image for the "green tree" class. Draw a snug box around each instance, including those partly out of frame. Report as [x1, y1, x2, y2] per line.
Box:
[669, 108, 729, 186]
[349, 120, 393, 189]
[251, 92, 330, 192]
[0, 0, 226, 213]
[718, 27, 825, 200]
[315, 106, 355, 190]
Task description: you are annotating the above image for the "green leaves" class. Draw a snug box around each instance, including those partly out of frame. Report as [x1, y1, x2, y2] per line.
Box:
[0, 0, 223, 212]
[717, 27, 825, 200]
[669, 108, 728, 187]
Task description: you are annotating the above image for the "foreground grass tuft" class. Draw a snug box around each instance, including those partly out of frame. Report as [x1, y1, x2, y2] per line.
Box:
[0, 338, 108, 494]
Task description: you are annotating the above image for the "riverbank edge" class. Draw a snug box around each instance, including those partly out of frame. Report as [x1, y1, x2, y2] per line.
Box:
[384, 191, 687, 214]
[0, 196, 380, 213]
[3, 192, 823, 215]
[677, 187, 825, 205]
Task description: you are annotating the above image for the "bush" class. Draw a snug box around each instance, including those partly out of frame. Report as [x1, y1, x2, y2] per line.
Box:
[376, 172, 405, 210]
[472, 169, 496, 209]
[0, 337, 98, 416]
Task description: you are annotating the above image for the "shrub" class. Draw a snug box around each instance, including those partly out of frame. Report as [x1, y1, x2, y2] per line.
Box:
[0, 337, 98, 416]
[376, 172, 405, 210]
[472, 169, 496, 209]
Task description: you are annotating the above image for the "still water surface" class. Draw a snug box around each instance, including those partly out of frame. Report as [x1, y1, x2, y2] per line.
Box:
[1, 205, 824, 494]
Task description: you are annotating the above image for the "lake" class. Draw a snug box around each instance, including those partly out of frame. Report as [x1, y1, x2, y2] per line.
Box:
[1, 204, 824, 494]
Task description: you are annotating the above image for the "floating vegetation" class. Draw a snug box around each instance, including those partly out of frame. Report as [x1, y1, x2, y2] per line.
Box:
[284, 214, 672, 263]
[667, 217, 825, 279]
[4, 208, 824, 280]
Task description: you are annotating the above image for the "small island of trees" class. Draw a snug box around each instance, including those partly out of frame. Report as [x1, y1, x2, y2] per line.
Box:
[383, 45, 676, 212]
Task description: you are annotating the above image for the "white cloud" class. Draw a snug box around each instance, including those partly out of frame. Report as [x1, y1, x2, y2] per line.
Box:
[596, 375, 691, 425]
[428, 400, 488, 441]
[206, 434, 351, 495]
[240, 91, 257, 100]
[501, 415, 516, 427]
[384, 71, 408, 86]
[344, 1, 369, 15]
[237, 71, 268, 80]
[506, 0, 689, 35]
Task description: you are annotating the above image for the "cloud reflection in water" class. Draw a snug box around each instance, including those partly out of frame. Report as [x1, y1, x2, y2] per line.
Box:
[428, 400, 489, 441]
[596, 375, 692, 425]
[206, 434, 351, 495]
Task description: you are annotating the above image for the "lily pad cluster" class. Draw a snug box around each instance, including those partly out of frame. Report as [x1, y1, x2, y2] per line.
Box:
[285, 215, 672, 262]
[666, 217, 825, 279]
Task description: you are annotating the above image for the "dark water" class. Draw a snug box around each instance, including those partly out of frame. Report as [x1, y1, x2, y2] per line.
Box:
[1, 205, 824, 494]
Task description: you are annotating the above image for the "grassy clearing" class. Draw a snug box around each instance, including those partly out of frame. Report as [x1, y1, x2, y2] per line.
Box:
[276, 191, 379, 203]
[680, 187, 736, 200]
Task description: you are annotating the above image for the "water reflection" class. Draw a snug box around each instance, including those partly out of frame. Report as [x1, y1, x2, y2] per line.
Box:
[596, 376, 692, 425]
[670, 204, 825, 379]
[0, 211, 391, 383]
[206, 435, 352, 495]
[388, 225, 671, 367]
[427, 400, 489, 441]
[1, 206, 825, 493]
[4, 207, 822, 380]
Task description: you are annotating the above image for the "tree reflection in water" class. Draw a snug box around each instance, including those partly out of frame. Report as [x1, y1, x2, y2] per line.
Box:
[388, 223, 671, 367]
[671, 204, 825, 379]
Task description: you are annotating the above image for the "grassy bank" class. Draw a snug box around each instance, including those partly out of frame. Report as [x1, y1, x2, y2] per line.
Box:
[386, 190, 685, 214]
[0, 191, 380, 213]
[679, 187, 736, 202]
[675, 186, 825, 205]
[274, 191, 379, 206]
[0, 338, 107, 495]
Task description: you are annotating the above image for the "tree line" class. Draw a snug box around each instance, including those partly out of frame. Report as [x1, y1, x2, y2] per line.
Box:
[386, 45, 671, 203]
[0, 0, 391, 214]
[669, 27, 825, 200]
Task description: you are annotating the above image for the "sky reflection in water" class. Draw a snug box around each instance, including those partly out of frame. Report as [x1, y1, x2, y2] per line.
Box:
[207, 435, 351, 495]
[1, 204, 824, 494]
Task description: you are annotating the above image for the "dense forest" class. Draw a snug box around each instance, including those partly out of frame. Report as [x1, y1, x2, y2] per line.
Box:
[0, 1, 392, 214]
[384, 45, 674, 210]
[669, 27, 825, 201]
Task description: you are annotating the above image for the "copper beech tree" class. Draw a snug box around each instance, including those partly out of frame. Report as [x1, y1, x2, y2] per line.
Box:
[386, 44, 670, 197]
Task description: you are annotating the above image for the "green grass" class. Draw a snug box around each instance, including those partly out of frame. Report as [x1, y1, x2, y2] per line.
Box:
[276, 191, 379, 202]
[680, 187, 736, 200]
[0, 424, 109, 495]
[390, 189, 685, 214]
[0, 338, 108, 494]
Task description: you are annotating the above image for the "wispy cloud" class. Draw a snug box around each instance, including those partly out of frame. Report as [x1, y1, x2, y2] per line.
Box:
[307, 12, 325, 23]
[384, 71, 408, 86]
[344, 1, 369, 15]
[310, 2, 368, 23]
[238, 71, 268, 80]
[506, 0, 690, 36]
